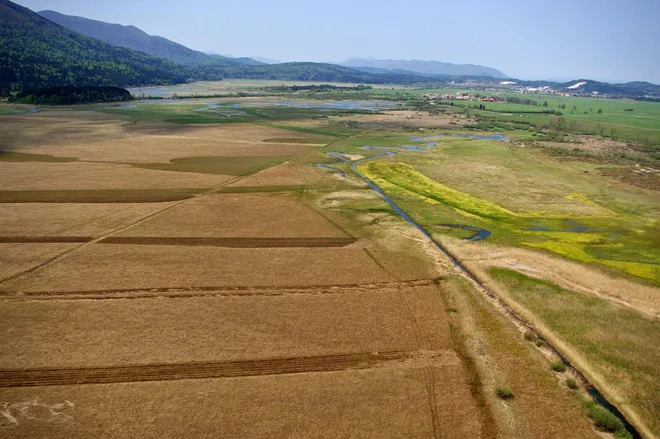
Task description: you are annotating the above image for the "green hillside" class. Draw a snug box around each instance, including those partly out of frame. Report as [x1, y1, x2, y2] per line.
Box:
[0, 0, 189, 92]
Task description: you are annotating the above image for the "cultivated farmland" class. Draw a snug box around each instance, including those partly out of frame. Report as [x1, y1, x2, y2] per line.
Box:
[2, 88, 655, 438]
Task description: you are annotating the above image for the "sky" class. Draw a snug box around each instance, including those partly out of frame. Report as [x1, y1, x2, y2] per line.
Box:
[14, 0, 660, 83]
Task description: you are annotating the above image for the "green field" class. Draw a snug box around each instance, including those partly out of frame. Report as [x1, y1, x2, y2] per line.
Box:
[324, 133, 660, 283]
[490, 268, 660, 436]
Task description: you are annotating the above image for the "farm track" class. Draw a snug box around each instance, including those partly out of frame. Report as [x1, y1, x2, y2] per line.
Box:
[0, 350, 454, 387]
[0, 236, 357, 248]
[0, 279, 437, 300]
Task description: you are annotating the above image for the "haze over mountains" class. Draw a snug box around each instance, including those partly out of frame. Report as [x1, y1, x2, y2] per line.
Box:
[1, 0, 658, 98]
[38, 10, 264, 67]
[340, 58, 508, 79]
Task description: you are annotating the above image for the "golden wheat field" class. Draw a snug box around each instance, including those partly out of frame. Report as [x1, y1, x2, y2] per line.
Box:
[0, 110, 608, 438]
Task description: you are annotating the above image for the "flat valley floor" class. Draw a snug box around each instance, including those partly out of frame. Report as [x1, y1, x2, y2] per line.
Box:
[0, 111, 600, 438]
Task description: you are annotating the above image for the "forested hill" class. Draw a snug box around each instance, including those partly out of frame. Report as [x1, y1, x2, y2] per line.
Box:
[0, 0, 189, 92]
[38, 10, 232, 67]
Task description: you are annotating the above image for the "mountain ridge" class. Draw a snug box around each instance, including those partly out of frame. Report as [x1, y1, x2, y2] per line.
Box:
[38, 10, 249, 67]
[341, 57, 508, 79]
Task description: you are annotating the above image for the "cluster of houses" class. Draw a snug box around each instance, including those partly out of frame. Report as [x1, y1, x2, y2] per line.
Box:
[421, 93, 502, 102]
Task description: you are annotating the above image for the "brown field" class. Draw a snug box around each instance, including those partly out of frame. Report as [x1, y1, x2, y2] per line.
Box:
[0, 284, 450, 369]
[0, 110, 604, 438]
[0, 366, 480, 439]
[0, 203, 172, 236]
[0, 245, 393, 292]
[0, 162, 232, 190]
[0, 243, 78, 280]
[115, 193, 350, 238]
[228, 160, 349, 187]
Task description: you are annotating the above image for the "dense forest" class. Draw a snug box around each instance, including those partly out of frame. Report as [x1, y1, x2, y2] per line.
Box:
[0, 0, 189, 93]
[9, 85, 132, 105]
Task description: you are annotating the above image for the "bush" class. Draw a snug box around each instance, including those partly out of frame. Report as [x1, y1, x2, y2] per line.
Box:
[551, 361, 567, 373]
[615, 430, 633, 439]
[536, 338, 548, 348]
[566, 378, 578, 389]
[496, 386, 514, 399]
[523, 331, 535, 342]
[584, 401, 624, 432]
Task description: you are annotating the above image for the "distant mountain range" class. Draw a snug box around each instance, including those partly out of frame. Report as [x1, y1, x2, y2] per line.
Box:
[340, 58, 508, 79]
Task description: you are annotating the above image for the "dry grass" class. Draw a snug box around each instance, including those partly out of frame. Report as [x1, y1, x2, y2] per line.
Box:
[0, 203, 172, 236]
[487, 268, 660, 438]
[0, 365, 478, 438]
[0, 243, 77, 281]
[0, 244, 391, 292]
[0, 107, 607, 437]
[441, 275, 599, 439]
[540, 135, 642, 156]
[444, 237, 660, 317]
[0, 284, 451, 369]
[1, 116, 324, 163]
[228, 160, 350, 187]
[329, 110, 475, 128]
[116, 193, 349, 238]
[0, 162, 231, 190]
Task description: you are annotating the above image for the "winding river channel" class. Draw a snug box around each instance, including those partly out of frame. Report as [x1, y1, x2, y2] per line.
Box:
[316, 133, 641, 438]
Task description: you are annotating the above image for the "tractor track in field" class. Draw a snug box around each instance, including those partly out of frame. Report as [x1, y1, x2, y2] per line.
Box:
[0, 350, 458, 388]
[0, 279, 438, 300]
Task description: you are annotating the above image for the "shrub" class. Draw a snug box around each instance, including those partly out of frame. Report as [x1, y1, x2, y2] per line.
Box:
[496, 386, 514, 399]
[523, 331, 535, 342]
[615, 430, 633, 439]
[551, 361, 567, 373]
[536, 338, 548, 348]
[584, 401, 624, 432]
[566, 378, 578, 389]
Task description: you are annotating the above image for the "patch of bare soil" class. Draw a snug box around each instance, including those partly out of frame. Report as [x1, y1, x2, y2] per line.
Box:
[540, 134, 645, 158]
[599, 165, 660, 190]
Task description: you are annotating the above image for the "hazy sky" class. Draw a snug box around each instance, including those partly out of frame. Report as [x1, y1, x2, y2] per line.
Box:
[14, 0, 660, 83]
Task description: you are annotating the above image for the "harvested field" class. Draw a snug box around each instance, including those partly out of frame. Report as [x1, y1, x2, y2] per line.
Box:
[1, 116, 327, 163]
[0, 284, 451, 369]
[0, 365, 480, 439]
[0, 162, 231, 191]
[134, 155, 292, 176]
[117, 193, 349, 238]
[0, 203, 172, 236]
[0, 351, 462, 387]
[0, 243, 77, 281]
[0, 237, 357, 247]
[228, 160, 349, 187]
[0, 245, 392, 292]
